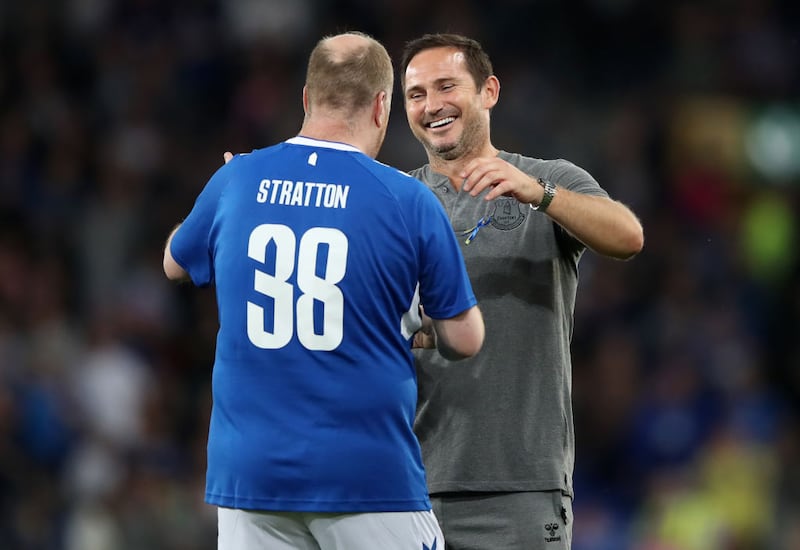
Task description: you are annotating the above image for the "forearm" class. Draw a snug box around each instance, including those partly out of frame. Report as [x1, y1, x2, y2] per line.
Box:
[460, 158, 643, 259]
[431, 305, 485, 360]
[542, 188, 644, 260]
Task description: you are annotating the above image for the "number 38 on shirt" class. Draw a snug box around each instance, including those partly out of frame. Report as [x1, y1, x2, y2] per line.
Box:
[247, 223, 347, 352]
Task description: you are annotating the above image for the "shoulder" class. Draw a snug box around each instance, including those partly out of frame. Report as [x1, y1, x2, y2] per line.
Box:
[499, 152, 577, 177]
[407, 164, 429, 181]
[356, 160, 447, 222]
[407, 164, 444, 188]
[360, 156, 420, 181]
[227, 144, 283, 164]
[352, 156, 430, 195]
[500, 152, 607, 196]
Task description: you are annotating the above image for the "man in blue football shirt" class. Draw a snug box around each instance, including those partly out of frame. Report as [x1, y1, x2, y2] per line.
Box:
[162, 32, 484, 550]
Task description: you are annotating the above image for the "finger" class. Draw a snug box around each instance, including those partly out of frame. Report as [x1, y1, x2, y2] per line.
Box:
[460, 158, 496, 189]
[467, 169, 505, 196]
[483, 181, 512, 201]
[223, 151, 234, 164]
[462, 165, 495, 192]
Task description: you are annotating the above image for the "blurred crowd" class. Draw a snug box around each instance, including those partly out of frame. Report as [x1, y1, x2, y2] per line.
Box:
[1, 1, 799, 549]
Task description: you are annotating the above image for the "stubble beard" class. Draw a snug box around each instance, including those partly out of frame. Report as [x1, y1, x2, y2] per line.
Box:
[418, 114, 484, 163]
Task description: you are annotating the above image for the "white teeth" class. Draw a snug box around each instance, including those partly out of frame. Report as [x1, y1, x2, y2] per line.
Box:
[429, 117, 455, 128]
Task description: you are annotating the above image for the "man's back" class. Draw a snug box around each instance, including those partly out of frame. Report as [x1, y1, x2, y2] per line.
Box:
[169, 136, 476, 513]
[164, 30, 484, 550]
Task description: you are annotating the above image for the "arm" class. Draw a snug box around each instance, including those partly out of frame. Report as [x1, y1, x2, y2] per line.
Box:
[461, 158, 644, 260]
[163, 224, 190, 281]
[537, 188, 644, 260]
[164, 153, 234, 285]
[413, 305, 485, 361]
[432, 305, 484, 360]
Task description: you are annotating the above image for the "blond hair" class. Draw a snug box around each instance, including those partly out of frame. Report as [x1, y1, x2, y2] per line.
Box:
[305, 32, 393, 115]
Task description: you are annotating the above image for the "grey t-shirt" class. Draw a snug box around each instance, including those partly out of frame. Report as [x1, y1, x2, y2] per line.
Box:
[412, 152, 608, 496]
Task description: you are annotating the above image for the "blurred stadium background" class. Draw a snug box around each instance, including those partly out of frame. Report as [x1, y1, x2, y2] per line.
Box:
[1, 1, 799, 548]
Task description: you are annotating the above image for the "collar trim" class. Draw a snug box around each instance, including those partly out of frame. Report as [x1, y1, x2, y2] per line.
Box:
[287, 136, 360, 153]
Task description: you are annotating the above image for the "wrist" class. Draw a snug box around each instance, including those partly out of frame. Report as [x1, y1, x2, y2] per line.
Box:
[530, 177, 556, 212]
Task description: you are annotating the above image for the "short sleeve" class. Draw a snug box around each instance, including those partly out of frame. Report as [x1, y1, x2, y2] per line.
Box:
[413, 188, 477, 319]
[169, 163, 234, 287]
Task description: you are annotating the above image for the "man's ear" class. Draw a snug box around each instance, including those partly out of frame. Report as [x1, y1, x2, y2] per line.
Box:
[482, 75, 500, 110]
[373, 90, 389, 128]
[302, 86, 310, 114]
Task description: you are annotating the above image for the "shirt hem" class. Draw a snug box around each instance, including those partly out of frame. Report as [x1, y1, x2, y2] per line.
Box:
[428, 479, 572, 497]
[206, 494, 432, 513]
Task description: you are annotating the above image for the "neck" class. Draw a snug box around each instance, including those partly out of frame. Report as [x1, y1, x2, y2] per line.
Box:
[428, 142, 500, 191]
[300, 115, 377, 158]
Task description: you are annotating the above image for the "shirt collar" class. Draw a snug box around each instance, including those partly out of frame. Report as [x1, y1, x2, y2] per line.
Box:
[287, 136, 361, 153]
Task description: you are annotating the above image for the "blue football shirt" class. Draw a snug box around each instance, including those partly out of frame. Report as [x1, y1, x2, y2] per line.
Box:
[170, 136, 476, 512]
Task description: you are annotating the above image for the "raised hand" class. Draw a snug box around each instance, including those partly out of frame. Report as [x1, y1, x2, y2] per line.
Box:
[461, 157, 543, 204]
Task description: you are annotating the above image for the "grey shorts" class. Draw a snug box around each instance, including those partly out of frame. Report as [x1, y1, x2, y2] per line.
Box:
[430, 490, 573, 550]
[217, 507, 443, 550]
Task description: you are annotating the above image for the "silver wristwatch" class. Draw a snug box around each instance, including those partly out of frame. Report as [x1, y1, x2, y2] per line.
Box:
[530, 177, 556, 212]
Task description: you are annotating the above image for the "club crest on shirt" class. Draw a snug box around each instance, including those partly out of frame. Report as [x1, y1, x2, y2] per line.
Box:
[490, 197, 525, 230]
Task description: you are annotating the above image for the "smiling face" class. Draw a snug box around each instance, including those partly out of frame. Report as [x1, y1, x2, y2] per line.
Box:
[403, 46, 497, 163]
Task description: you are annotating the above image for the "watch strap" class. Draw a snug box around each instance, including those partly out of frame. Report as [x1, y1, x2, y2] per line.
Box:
[530, 177, 556, 212]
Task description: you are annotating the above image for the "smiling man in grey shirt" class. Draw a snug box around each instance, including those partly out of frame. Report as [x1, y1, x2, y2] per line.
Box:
[402, 33, 644, 550]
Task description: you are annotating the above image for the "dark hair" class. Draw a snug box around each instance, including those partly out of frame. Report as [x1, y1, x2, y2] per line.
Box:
[306, 31, 393, 114]
[400, 33, 493, 90]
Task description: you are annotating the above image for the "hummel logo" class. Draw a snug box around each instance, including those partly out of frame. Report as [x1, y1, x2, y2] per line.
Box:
[544, 523, 561, 543]
[423, 537, 438, 550]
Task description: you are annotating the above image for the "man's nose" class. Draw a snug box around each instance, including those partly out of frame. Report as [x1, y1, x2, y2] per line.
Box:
[425, 93, 443, 113]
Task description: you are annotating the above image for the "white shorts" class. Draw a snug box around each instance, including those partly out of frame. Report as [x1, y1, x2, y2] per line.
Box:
[217, 507, 443, 550]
